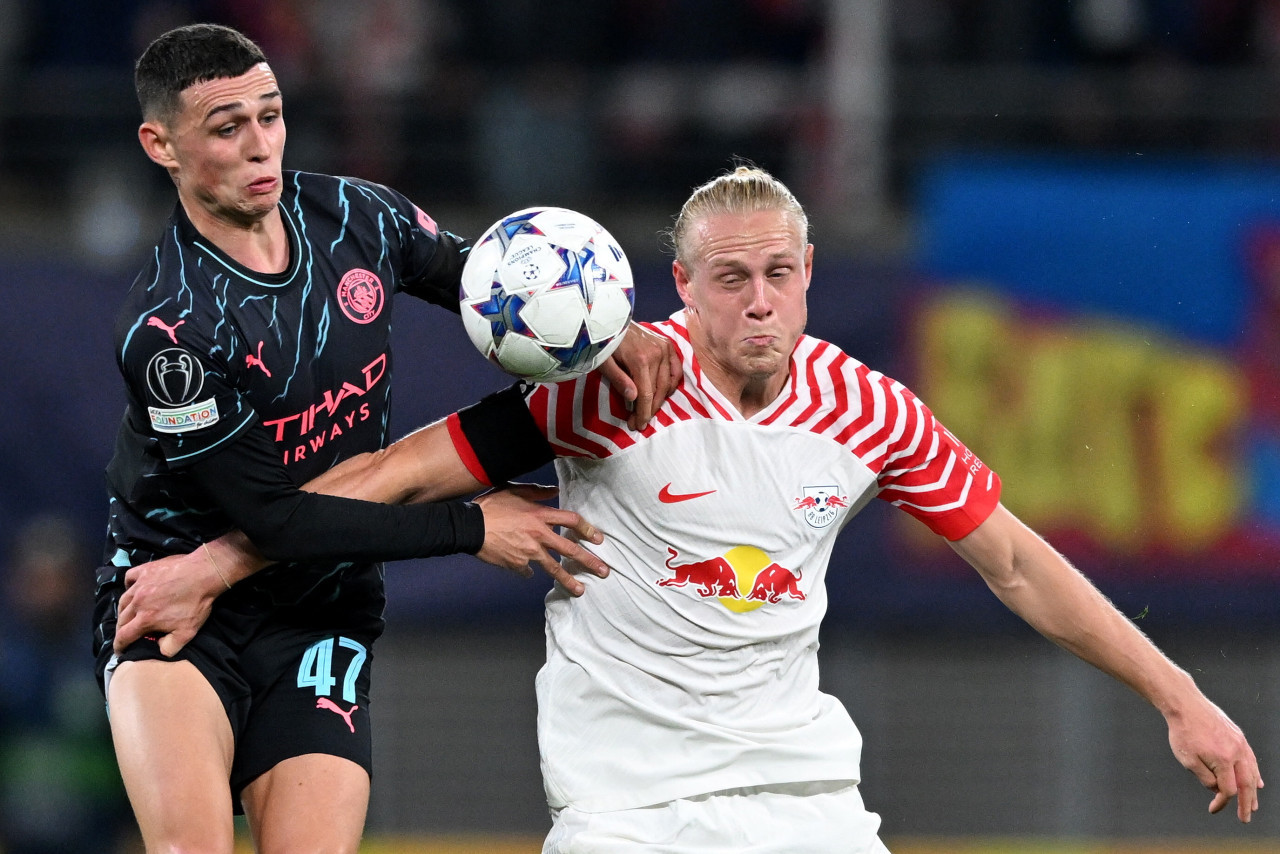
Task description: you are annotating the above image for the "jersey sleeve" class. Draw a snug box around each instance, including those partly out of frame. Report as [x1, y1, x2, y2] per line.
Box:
[858, 369, 1002, 540]
[116, 307, 258, 467]
[188, 424, 485, 561]
[448, 383, 556, 484]
[354, 178, 469, 312]
[521, 373, 640, 460]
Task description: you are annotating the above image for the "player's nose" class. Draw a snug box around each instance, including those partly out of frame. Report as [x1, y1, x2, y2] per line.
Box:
[244, 122, 272, 161]
[745, 277, 774, 318]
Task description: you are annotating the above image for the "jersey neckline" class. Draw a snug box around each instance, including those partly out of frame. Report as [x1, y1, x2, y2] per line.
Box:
[174, 196, 302, 289]
[665, 310, 801, 424]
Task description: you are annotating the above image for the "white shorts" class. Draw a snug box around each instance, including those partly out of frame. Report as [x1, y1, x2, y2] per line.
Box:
[543, 781, 890, 854]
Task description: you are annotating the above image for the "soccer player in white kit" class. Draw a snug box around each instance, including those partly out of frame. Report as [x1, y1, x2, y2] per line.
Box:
[121, 166, 1262, 851]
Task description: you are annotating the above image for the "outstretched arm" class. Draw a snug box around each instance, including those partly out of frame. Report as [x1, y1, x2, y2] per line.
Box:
[950, 503, 1263, 822]
[115, 417, 606, 655]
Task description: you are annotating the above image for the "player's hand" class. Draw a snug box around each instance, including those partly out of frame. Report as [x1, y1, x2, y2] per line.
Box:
[114, 549, 226, 657]
[473, 484, 608, 596]
[600, 321, 682, 430]
[1166, 693, 1263, 822]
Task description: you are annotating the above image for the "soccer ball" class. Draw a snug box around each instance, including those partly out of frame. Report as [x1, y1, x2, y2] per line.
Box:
[459, 207, 635, 382]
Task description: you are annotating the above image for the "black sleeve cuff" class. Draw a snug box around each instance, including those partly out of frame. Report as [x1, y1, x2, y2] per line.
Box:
[454, 383, 554, 484]
[456, 500, 485, 554]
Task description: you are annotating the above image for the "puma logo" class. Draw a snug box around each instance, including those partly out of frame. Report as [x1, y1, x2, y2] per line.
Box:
[245, 341, 272, 377]
[316, 698, 358, 733]
[146, 316, 185, 344]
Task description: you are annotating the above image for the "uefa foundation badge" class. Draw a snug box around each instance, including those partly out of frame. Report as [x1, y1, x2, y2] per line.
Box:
[145, 347, 219, 433]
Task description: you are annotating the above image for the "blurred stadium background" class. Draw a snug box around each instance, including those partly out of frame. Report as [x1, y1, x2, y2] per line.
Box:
[2, 0, 1280, 851]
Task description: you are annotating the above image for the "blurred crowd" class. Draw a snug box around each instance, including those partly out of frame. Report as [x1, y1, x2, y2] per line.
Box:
[2, 0, 1280, 260]
[0, 0, 823, 224]
[897, 0, 1280, 64]
[0, 514, 137, 854]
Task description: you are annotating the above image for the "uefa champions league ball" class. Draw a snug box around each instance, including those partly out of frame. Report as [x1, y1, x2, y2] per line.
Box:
[459, 207, 635, 382]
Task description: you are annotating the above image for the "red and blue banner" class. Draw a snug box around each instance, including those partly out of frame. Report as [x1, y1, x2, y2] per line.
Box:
[909, 155, 1280, 588]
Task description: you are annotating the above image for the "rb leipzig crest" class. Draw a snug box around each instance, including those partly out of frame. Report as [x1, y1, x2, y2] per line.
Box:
[793, 485, 849, 529]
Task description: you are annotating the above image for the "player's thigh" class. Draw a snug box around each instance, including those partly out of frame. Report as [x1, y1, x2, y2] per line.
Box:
[106, 657, 237, 852]
[230, 628, 375, 797]
[546, 782, 889, 854]
[242, 753, 370, 854]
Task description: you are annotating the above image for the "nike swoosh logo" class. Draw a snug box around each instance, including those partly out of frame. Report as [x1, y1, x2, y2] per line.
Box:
[659, 483, 717, 504]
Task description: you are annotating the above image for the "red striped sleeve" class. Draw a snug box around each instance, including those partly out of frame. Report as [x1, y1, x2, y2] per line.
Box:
[872, 386, 1001, 540]
[579, 375, 637, 452]
[791, 339, 834, 426]
[525, 383, 589, 458]
[552, 382, 612, 458]
[785, 351, 1000, 541]
[847, 377, 908, 471]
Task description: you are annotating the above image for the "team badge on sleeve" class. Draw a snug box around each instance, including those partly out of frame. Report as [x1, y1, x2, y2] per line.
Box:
[793, 485, 849, 529]
[145, 347, 219, 433]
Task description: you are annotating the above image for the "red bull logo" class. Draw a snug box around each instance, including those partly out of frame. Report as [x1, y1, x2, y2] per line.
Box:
[657, 546, 805, 613]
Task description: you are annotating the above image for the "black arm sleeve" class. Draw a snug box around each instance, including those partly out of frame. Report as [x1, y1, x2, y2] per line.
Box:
[187, 426, 485, 563]
[402, 228, 469, 312]
[454, 383, 555, 484]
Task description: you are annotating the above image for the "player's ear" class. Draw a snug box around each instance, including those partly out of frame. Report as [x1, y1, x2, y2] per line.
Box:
[138, 120, 178, 170]
[803, 243, 814, 291]
[673, 259, 696, 310]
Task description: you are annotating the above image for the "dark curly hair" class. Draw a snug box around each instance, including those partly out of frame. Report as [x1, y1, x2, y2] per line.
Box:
[135, 23, 268, 125]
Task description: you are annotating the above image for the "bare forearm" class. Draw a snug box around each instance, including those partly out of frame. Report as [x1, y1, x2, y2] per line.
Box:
[300, 418, 479, 504]
[951, 503, 1261, 822]
[204, 530, 266, 584]
[952, 504, 1197, 714]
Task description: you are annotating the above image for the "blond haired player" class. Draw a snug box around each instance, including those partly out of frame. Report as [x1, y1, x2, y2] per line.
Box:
[123, 167, 1262, 851]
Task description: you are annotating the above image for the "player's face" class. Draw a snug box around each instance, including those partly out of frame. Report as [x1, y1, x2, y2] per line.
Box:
[142, 63, 286, 227]
[674, 208, 812, 397]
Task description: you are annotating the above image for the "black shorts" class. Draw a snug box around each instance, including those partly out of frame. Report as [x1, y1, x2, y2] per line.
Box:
[97, 605, 377, 805]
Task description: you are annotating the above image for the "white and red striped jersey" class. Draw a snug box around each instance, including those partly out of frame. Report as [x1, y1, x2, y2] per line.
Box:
[519, 311, 999, 812]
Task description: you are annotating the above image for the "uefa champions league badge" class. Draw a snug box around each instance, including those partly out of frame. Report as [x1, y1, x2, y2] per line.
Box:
[793, 485, 850, 529]
[145, 347, 220, 433]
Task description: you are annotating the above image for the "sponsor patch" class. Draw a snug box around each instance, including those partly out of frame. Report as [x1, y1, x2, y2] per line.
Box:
[148, 398, 220, 434]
